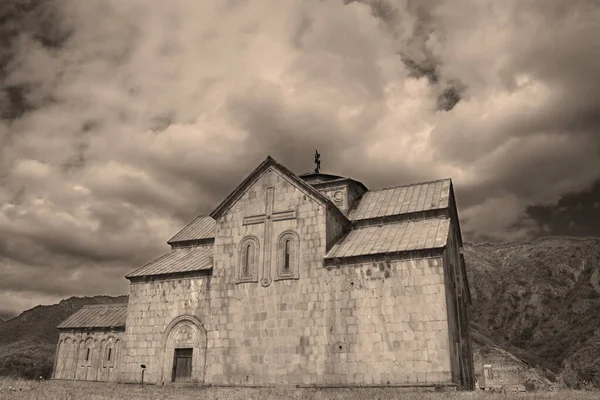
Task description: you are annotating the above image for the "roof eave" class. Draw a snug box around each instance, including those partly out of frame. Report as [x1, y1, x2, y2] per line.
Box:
[167, 238, 215, 247]
[57, 325, 126, 330]
[351, 208, 449, 228]
[323, 247, 446, 267]
[126, 268, 213, 281]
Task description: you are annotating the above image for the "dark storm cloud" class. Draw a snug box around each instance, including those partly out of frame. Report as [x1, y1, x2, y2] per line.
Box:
[1, 0, 599, 317]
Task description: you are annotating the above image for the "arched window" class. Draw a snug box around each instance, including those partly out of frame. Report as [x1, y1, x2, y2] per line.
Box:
[243, 244, 252, 277]
[80, 339, 94, 367]
[276, 231, 300, 280]
[103, 342, 115, 367]
[284, 240, 291, 272]
[237, 236, 259, 283]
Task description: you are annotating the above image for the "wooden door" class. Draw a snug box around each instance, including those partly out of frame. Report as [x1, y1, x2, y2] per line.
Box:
[172, 348, 193, 382]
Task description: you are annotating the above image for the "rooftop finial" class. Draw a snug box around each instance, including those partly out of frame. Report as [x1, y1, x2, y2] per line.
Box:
[314, 149, 321, 173]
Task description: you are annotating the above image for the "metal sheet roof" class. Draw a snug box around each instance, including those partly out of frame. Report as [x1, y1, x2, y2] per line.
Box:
[57, 303, 128, 329]
[325, 218, 450, 259]
[168, 215, 216, 244]
[349, 179, 451, 221]
[126, 245, 213, 278]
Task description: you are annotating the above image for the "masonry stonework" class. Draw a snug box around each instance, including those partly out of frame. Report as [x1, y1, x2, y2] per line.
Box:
[53, 330, 124, 381]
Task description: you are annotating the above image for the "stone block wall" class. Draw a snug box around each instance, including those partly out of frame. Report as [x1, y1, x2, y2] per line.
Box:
[442, 223, 475, 389]
[121, 260, 453, 386]
[318, 185, 349, 213]
[119, 276, 211, 384]
[325, 205, 347, 251]
[53, 329, 124, 381]
[314, 181, 366, 216]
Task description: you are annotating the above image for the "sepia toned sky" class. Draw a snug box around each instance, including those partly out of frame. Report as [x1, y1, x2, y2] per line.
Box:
[1, 0, 600, 319]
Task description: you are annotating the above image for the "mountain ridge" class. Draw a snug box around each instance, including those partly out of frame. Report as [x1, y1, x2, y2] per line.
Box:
[464, 237, 600, 387]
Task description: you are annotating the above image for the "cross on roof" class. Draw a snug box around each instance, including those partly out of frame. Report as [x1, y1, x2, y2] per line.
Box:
[314, 150, 321, 173]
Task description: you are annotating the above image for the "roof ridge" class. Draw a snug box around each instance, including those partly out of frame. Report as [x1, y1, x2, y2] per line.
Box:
[367, 178, 451, 193]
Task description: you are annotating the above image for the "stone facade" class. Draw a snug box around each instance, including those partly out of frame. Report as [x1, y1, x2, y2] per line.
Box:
[442, 212, 474, 389]
[54, 156, 474, 390]
[53, 330, 124, 381]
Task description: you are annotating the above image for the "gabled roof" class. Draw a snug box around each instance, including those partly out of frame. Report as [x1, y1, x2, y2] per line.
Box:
[126, 245, 213, 279]
[349, 179, 451, 221]
[326, 218, 450, 260]
[168, 215, 216, 245]
[210, 156, 348, 224]
[57, 304, 127, 329]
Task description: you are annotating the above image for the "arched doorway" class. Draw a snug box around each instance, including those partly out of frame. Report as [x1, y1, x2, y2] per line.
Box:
[161, 315, 207, 384]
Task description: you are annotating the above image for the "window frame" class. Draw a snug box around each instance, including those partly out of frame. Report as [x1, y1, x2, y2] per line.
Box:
[275, 230, 300, 281]
[236, 236, 260, 284]
[81, 339, 94, 367]
[103, 341, 116, 368]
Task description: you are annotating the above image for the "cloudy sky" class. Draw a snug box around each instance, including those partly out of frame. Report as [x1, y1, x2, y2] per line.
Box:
[1, 0, 599, 319]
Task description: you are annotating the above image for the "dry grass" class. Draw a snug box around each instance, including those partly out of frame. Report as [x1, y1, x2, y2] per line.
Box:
[0, 377, 598, 400]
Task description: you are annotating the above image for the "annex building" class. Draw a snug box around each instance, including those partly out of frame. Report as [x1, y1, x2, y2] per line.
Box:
[52, 156, 474, 390]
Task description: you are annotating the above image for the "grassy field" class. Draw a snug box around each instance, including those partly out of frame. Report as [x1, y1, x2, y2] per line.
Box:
[0, 378, 598, 400]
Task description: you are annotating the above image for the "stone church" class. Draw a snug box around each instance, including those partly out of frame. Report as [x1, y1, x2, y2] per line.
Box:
[53, 156, 474, 390]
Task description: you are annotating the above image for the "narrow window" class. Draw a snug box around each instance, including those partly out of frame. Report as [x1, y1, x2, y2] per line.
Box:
[284, 240, 291, 271]
[107, 348, 112, 361]
[86, 348, 90, 361]
[244, 244, 251, 276]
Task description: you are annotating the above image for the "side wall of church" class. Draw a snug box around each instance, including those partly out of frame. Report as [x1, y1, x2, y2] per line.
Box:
[315, 182, 364, 217]
[325, 206, 347, 251]
[53, 330, 124, 382]
[318, 185, 349, 213]
[199, 254, 454, 386]
[442, 223, 475, 390]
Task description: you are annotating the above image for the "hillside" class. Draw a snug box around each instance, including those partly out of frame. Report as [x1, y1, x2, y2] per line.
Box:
[464, 237, 600, 387]
[0, 296, 128, 379]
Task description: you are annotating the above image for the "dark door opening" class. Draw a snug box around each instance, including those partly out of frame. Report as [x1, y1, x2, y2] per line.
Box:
[172, 348, 193, 382]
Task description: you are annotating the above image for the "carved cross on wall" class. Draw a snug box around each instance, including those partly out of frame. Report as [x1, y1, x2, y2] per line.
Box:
[243, 186, 297, 287]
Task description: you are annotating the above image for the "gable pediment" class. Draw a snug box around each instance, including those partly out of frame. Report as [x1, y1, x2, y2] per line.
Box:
[210, 156, 347, 223]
